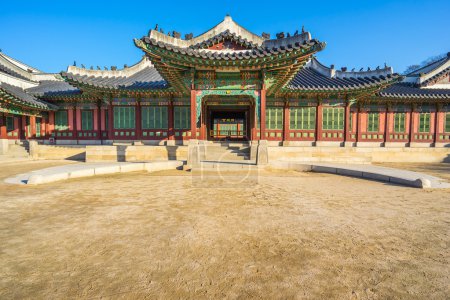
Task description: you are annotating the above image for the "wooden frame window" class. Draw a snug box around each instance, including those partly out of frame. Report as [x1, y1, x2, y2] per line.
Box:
[445, 113, 450, 133]
[174, 106, 190, 130]
[142, 106, 168, 129]
[55, 111, 69, 131]
[418, 112, 430, 133]
[113, 107, 135, 129]
[81, 110, 93, 131]
[393, 112, 406, 133]
[6, 116, 14, 131]
[266, 107, 283, 130]
[322, 107, 344, 130]
[290, 107, 316, 130]
[367, 112, 379, 132]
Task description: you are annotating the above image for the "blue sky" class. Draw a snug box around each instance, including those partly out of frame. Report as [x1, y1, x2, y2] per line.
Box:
[1, 0, 448, 73]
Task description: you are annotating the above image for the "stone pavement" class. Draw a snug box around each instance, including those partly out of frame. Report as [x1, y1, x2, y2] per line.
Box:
[4, 161, 184, 185]
[269, 161, 450, 189]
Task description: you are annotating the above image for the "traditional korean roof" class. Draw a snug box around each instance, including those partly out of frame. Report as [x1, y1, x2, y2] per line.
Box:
[378, 83, 450, 99]
[403, 53, 450, 87]
[377, 53, 450, 100]
[0, 52, 64, 112]
[286, 57, 399, 92]
[135, 16, 325, 95]
[26, 80, 80, 97]
[0, 82, 57, 110]
[61, 56, 168, 92]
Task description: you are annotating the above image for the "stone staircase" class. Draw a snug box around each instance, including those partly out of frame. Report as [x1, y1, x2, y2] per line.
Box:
[0, 141, 30, 161]
[200, 141, 254, 163]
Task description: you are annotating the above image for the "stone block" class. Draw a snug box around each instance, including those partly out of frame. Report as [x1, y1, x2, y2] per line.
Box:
[362, 172, 390, 182]
[0, 139, 9, 154]
[94, 165, 121, 175]
[336, 168, 363, 177]
[69, 168, 95, 179]
[145, 161, 183, 172]
[256, 140, 269, 165]
[311, 165, 337, 174]
[27, 174, 43, 185]
[120, 163, 145, 173]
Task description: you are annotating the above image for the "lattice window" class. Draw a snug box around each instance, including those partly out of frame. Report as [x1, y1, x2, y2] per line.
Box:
[393, 112, 406, 133]
[266, 107, 283, 130]
[445, 113, 450, 133]
[367, 112, 379, 132]
[81, 110, 93, 131]
[6, 116, 14, 131]
[55, 111, 69, 131]
[322, 107, 344, 130]
[36, 118, 41, 137]
[114, 107, 135, 129]
[290, 107, 316, 130]
[142, 106, 168, 129]
[418, 113, 430, 133]
[174, 106, 190, 130]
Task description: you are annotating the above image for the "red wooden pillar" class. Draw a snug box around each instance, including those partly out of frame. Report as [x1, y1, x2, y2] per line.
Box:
[260, 87, 266, 140]
[385, 106, 393, 143]
[48, 111, 55, 137]
[135, 100, 142, 140]
[344, 100, 351, 142]
[433, 105, 440, 145]
[21, 116, 27, 139]
[409, 106, 416, 144]
[356, 106, 361, 143]
[168, 99, 174, 140]
[190, 89, 197, 139]
[316, 100, 323, 142]
[72, 106, 78, 140]
[97, 103, 102, 140]
[108, 102, 114, 140]
[0, 115, 6, 138]
[283, 100, 290, 142]
[251, 103, 257, 141]
[383, 104, 389, 145]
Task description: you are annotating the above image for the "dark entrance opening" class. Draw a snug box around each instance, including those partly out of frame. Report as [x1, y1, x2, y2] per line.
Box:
[208, 109, 249, 141]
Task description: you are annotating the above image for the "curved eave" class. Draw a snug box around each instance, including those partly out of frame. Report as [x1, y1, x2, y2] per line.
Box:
[136, 38, 325, 69]
[283, 75, 402, 97]
[61, 74, 172, 96]
[0, 88, 57, 111]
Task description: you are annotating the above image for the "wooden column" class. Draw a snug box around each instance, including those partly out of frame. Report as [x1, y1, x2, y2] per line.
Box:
[72, 106, 78, 141]
[250, 102, 256, 141]
[97, 102, 102, 140]
[190, 89, 197, 138]
[344, 100, 351, 143]
[433, 104, 441, 145]
[260, 87, 266, 140]
[316, 99, 323, 142]
[168, 99, 174, 140]
[283, 100, 290, 142]
[135, 99, 142, 140]
[108, 101, 114, 140]
[408, 105, 415, 144]
[356, 105, 361, 143]
[0, 115, 6, 138]
[384, 104, 389, 145]
[48, 111, 55, 137]
[21, 116, 27, 139]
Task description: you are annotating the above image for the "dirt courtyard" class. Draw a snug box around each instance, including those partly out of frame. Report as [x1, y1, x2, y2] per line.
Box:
[0, 161, 449, 299]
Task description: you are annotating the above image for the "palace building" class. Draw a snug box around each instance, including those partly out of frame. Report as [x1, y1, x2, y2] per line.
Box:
[1, 16, 449, 149]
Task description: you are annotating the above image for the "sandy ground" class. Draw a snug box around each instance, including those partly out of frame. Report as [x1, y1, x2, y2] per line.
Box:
[0, 161, 449, 299]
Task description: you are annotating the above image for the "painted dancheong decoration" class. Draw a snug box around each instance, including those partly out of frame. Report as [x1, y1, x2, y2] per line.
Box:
[0, 16, 449, 146]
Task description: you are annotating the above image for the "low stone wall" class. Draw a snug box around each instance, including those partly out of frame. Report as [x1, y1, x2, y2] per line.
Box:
[31, 144, 86, 161]
[86, 145, 188, 162]
[269, 146, 450, 163]
[0, 139, 8, 154]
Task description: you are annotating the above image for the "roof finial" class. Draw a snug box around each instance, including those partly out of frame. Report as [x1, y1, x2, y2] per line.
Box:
[302, 25, 305, 34]
[73, 61, 76, 66]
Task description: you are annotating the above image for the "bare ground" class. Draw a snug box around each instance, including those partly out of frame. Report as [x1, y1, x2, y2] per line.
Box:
[0, 161, 449, 299]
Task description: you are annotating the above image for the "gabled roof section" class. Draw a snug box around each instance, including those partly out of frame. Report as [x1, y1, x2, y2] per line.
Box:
[286, 57, 399, 93]
[403, 53, 450, 87]
[149, 16, 266, 48]
[378, 83, 450, 100]
[61, 56, 168, 91]
[0, 82, 58, 110]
